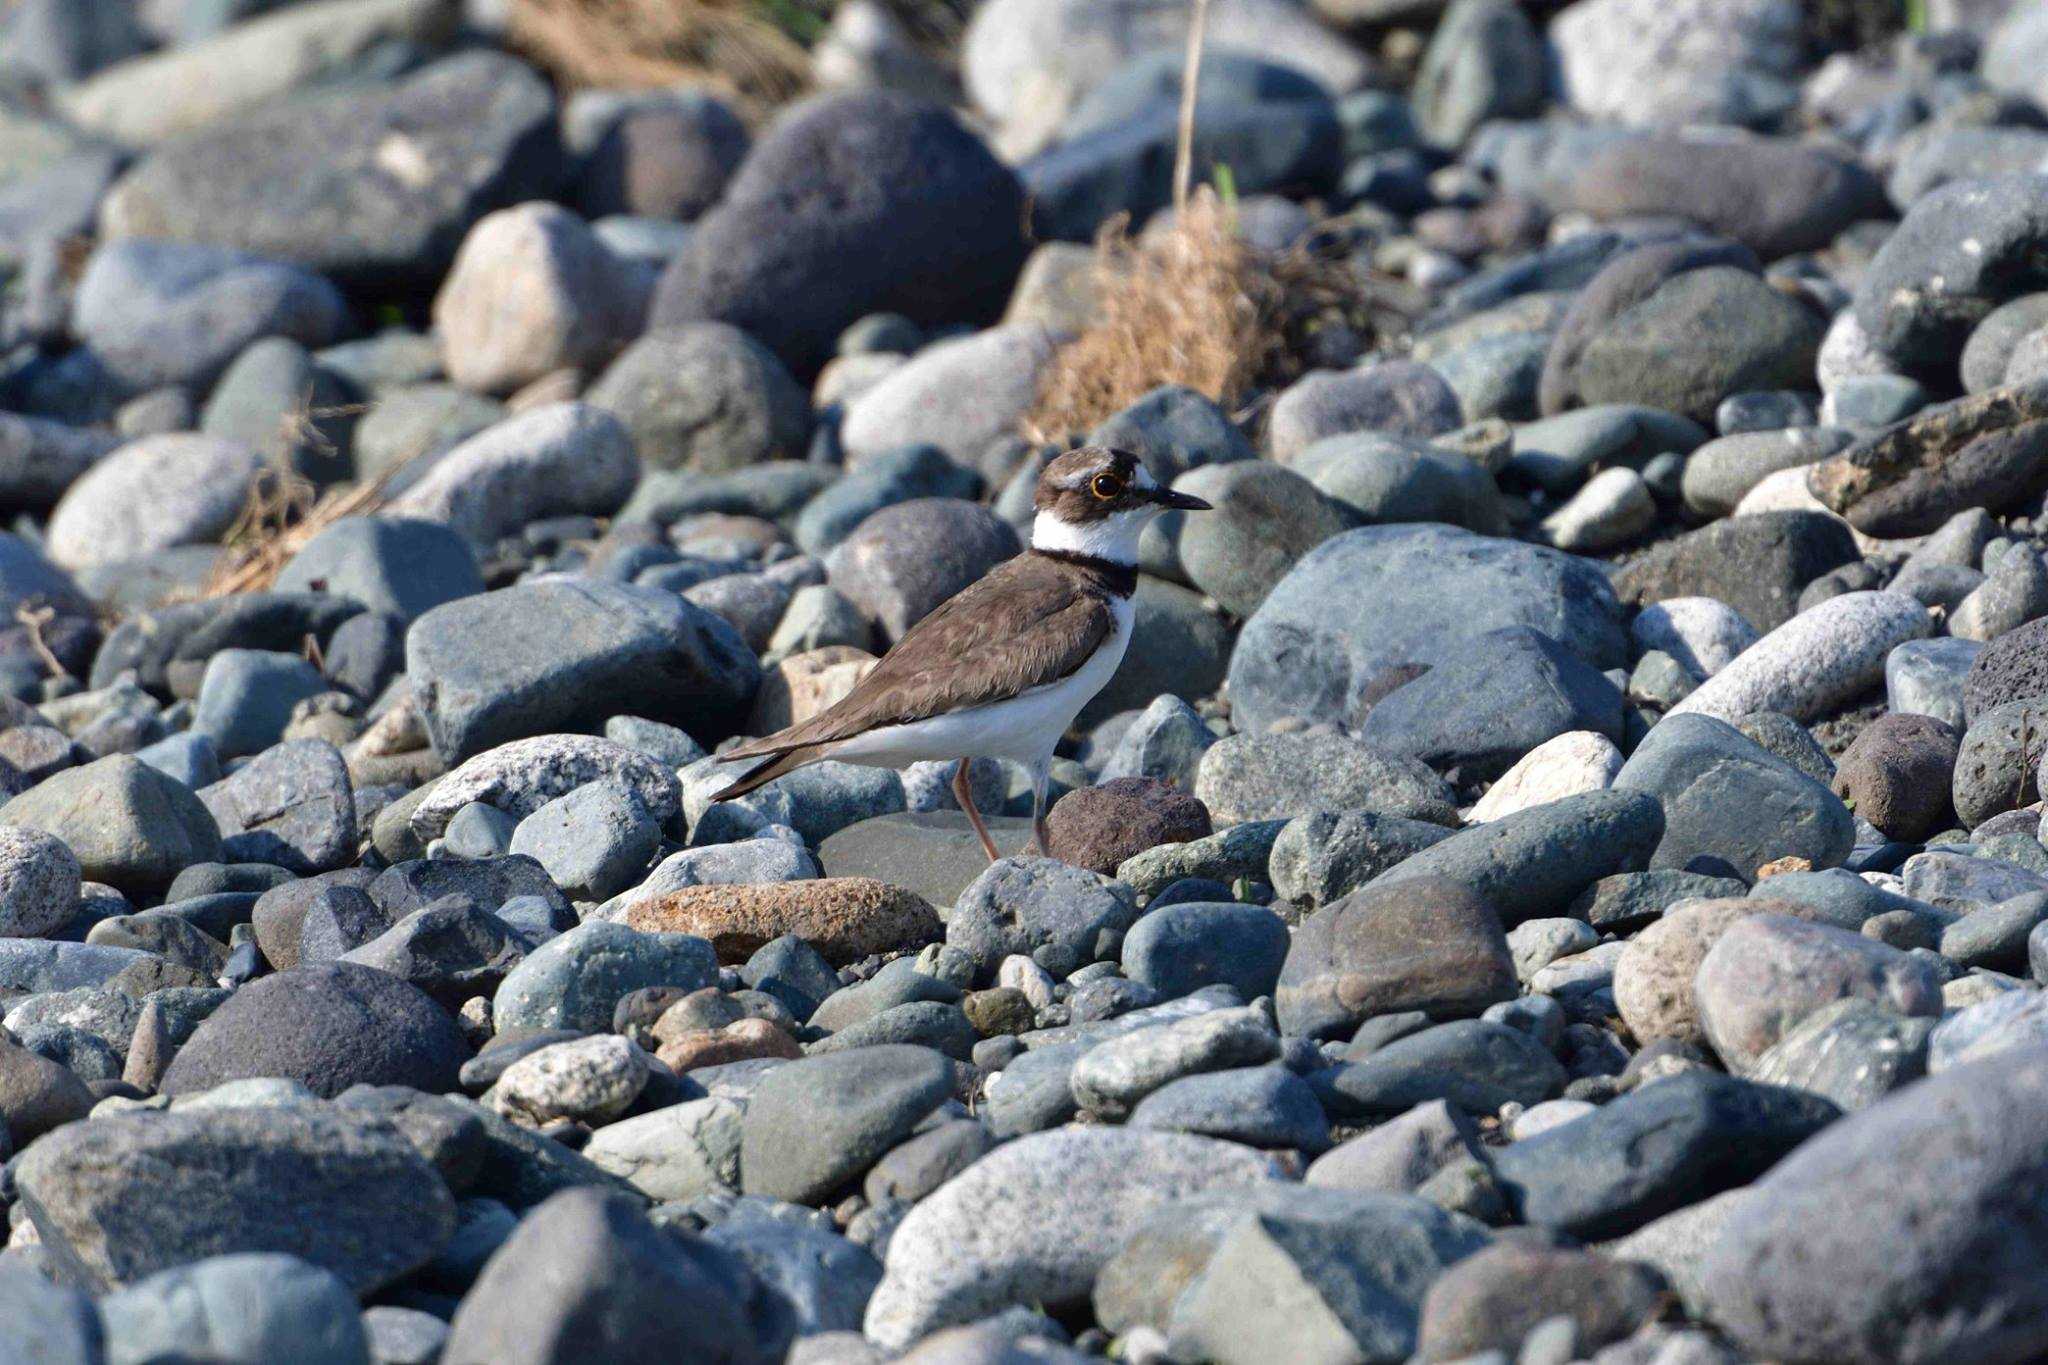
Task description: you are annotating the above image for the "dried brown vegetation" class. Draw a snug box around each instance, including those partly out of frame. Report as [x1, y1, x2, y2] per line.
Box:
[507, 0, 811, 106]
[201, 465, 385, 600]
[200, 400, 418, 600]
[1025, 190, 1398, 443]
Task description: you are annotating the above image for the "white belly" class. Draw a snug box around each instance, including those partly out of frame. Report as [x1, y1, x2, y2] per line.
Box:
[827, 599, 1133, 767]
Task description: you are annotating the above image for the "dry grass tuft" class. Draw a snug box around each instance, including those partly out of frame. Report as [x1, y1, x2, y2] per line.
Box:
[200, 399, 419, 600]
[1025, 189, 1396, 443]
[508, 0, 811, 107]
[202, 465, 347, 600]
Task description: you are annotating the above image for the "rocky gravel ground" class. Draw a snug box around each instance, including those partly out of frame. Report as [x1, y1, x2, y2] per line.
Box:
[7, 0, 2048, 1362]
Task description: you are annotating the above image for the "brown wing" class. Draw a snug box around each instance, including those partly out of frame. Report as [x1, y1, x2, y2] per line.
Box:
[723, 555, 1117, 760]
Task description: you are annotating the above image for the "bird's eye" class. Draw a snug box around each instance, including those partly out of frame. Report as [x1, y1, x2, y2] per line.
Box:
[1090, 473, 1124, 499]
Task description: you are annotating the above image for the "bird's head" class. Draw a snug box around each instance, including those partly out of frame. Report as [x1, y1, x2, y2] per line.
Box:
[1030, 446, 1211, 564]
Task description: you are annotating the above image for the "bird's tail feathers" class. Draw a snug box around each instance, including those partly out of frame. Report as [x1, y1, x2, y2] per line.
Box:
[710, 745, 818, 802]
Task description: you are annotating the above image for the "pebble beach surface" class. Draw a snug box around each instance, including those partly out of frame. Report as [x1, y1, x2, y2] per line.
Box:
[6, 0, 2048, 1362]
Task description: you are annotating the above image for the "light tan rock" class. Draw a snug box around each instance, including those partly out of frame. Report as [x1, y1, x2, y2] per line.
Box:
[747, 646, 873, 735]
[433, 204, 643, 395]
[1470, 731, 1623, 823]
[1612, 897, 1759, 1047]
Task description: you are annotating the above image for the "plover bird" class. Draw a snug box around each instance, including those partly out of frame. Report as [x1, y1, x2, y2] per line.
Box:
[714, 446, 1212, 861]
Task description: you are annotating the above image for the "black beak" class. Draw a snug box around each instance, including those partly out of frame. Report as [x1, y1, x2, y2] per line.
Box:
[1151, 487, 1213, 511]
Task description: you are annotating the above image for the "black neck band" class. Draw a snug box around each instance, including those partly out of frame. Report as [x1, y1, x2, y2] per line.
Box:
[1032, 548, 1138, 596]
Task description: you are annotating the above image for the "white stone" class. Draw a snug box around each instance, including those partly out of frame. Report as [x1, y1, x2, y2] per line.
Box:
[1068, 1005, 1280, 1120]
[409, 735, 682, 842]
[1508, 1098, 1596, 1142]
[0, 825, 82, 939]
[814, 353, 906, 410]
[387, 402, 637, 545]
[1507, 918, 1599, 983]
[58, 0, 457, 144]
[1729, 464, 1826, 519]
[45, 434, 263, 569]
[1540, 467, 1655, 552]
[863, 1127, 1283, 1349]
[839, 324, 1063, 469]
[1817, 307, 1902, 395]
[1469, 731, 1623, 823]
[1528, 940, 1627, 997]
[1631, 598, 1759, 678]
[581, 1096, 743, 1201]
[1671, 591, 1931, 724]
[433, 203, 645, 396]
[491, 1034, 649, 1125]
[1733, 471, 1917, 560]
[963, 0, 1371, 156]
[1552, 0, 1803, 128]
[997, 955, 1057, 1009]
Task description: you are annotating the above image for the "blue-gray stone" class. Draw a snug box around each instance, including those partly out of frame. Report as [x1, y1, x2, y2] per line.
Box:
[704, 1219, 882, 1336]
[158, 962, 470, 1100]
[0, 753, 222, 895]
[1751, 999, 1932, 1111]
[1089, 384, 1253, 483]
[739, 1044, 953, 1204]
[984, 1042, 1088, 1138]
[1268, 811, 1456, 909]
[604, 715, 708, 769]
[1902, 849, 2048, 911]
[705, 760, 906, 849]
[408, 579, 761, 765]
[493, 920, 718, 1034]
[1701, 1045, 2048, 1363]
[1887, 636, 1984, 730]
[100, 1253, 368, 1365]
[0, 531, 91, 620]
[0, 939, 151, 992]
[70, 238, 347, 395]
[341, 898, 536, 1011]
[1614, 713, 1855, 880]
[1928, 990, 2048, 1072]
[443, 802, 517, 859]
[1120, 901, 1289, 1002]
[134, 732, 221, 789]
[1229, 524, 1628, 733]
[508, 782, 661, 902]
[1491, 1072, 1839, 1240]
[1750, 867, 1947, 932]
[1128, 1065, 1332, 1151]
[1361, 626, 1624, 780]
[743, 934, 841, 1019]
[1312, 1019, 1567, 1120]
[1287, 433, 1507, 534]
[0, 1262, 100, 1363]
[1368, 789, 1662, 925]
[276, 516, 483, 624]
[438, 1187, 792, 1362]
[198, 738, 356, 875]
[291, 884, 389, 968]
[794, 444, 982, 555]
[1099, 694, 1215, 790]
[191, 649, 327, 760]
[948, 856, 1141, 982]
[1024, 95, 1340, 244]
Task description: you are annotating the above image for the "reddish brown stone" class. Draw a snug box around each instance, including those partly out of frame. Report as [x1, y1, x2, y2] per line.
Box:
[1044, 777, 1211, 876]
[627, 876, 940, 965]
[654, 1017, 803, 1072]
